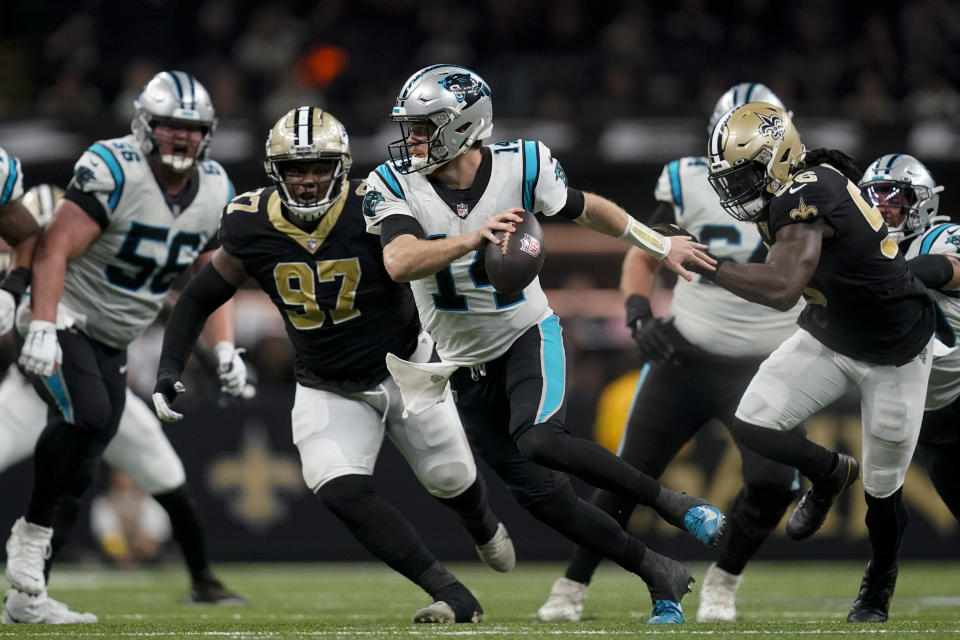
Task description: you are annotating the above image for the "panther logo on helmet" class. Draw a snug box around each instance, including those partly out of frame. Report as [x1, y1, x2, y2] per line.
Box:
[438, 73, 490, 107]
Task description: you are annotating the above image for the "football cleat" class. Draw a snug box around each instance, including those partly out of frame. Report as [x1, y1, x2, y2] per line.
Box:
[536, 577, 588, 622]
[684, 505, 727, 547]
[786, 454, 859, 540]
[647, 600, 684, 624]
[847, 563, 898, 623]
[2, 588, 97, 624]
[4, 517, 52, 595]
[475, 522, 516, 573]
[696, 563, 742, 622]
[189, 578, 248, 606]
[412, 601, 456, 624]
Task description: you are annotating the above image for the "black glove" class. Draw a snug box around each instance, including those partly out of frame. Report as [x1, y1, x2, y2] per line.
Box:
[624, 294, 677, 365]
[152, 372, 186, 422]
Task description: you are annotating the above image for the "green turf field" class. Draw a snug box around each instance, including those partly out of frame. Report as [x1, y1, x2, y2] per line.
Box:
[3, 561, 959, 638]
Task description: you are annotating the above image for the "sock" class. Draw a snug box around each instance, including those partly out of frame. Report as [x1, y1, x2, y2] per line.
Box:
[731, 419, 837, 483]
[717, 484, 796, 575]
[864, 488, 908, 574]
[565, 488, 635, 585]
[27, 420, 101, 526]
[433, 475, 499, 545]
[153, 485, 212, 584]
[44, 495, 83, 580]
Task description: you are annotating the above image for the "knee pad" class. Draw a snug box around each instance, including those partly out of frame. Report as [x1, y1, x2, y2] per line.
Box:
[420, 459, 475, 499]
[729, 484, 796, 540]
[318, 474, 375, 514]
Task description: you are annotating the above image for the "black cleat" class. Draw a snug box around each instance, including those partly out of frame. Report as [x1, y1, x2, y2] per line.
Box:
[189, 578, 249, 606]
[786, 453, 859, 540]
[847, 563, 897, 623]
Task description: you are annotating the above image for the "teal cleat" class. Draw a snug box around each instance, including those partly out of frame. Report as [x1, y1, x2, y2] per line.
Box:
[683, 505, 726, 547]
[648, 600, 684, 624]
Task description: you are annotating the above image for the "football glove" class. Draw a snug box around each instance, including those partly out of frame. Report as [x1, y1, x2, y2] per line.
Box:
[18, 320, 62, 377]
[214, 341, 247, 396]
[624, 294, 677, 365]
[153, 374, 186, 422]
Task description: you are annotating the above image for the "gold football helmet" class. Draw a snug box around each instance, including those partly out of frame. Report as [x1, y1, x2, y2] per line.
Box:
[21, 184, 64, 228]
[707, 102, 805, 221]
[265, 106, 352, 221]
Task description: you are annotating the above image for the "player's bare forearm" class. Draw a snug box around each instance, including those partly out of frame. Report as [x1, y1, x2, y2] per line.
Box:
[713, 223, 821, 311]
[620, 247, 658, 298]
[0, 200, 40, 247]
[575, 192, 631, 237]
[10, 232, 38, 269]
[383, 234, 475, 282]
[28, 238, 68, 322]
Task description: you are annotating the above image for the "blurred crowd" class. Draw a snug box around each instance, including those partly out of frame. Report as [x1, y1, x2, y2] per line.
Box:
[3, 0, 958, 136]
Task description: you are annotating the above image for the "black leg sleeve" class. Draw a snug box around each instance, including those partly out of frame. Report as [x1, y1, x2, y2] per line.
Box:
[153, 484, 213, 583]
[730, 418, 838, 483]
[26, 420, 103, 527]
[564, 488, 635, 585]
[864, 488, 908, 574]
[433, 474, 499, 545]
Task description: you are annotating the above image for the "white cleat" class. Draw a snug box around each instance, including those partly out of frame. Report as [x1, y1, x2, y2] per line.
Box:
[4, 518, 52, 595]
[475, 522, 516, 573]
[412, 601, 456, 624]
[2, 588, 98, 624]
[537, 577, 588, 622]
[696, 563, 742, 622]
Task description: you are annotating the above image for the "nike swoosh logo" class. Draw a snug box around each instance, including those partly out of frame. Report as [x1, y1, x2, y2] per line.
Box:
[789, 184, 807, 194]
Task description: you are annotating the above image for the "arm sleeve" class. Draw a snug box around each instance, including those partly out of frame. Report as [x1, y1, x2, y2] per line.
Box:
[156, 262, 238, 381]
[554, 187, 585, 220]
[380, 214, 426, 247]
[908, 254, 954, 290]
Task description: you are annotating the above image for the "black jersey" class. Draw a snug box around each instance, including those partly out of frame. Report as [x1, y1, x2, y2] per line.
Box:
[219, 181, 420, 392]
[763, 164, 934, 365]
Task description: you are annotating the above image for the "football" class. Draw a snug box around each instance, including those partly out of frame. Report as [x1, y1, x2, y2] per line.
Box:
[484, 210, 546, 295]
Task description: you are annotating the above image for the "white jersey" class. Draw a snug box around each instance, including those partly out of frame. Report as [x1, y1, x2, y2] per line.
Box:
[55, 135, 231, 349]
[364, 140, 567, 365]
[905, 221, 960, 410]
[655, 156, 802, 358]
[0, 146, 24, 206]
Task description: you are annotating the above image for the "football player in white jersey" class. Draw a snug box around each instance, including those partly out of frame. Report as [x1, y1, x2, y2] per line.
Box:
[860, 155, 960, 520]
[4, 71, 247, 624]
[0, 185, 245, 620]
[365, 64, 723, 624]
[538, 84, 804, 624]
[0, 146, 41, 336]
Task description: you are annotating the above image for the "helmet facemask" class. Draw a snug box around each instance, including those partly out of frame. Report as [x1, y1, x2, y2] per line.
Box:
[708, 156, 772, 221]
[268, 157, 348, 220]
[387, 115, 453, 175]
[859, 154, 945, 244]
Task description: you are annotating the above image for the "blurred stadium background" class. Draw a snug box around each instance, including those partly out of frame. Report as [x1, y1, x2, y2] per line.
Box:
[1, 0, 959, 568]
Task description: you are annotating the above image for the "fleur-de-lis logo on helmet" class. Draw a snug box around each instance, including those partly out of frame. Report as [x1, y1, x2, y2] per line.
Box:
[757, 112, 784, 140]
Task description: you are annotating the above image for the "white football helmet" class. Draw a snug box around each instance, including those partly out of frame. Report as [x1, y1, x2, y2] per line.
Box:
[859, 154, 945, 243]
[131, 71, 217, 172]
[388, 65, 493, 175]
[708, 102, 806, 221]
[708, 82, 788, 133]
[265, 106, 352, 221]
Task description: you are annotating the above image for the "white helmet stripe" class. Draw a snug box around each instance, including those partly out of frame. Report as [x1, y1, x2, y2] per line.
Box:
[295, 106, 312, 146]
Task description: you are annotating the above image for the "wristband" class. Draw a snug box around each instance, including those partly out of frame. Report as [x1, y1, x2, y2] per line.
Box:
[619, 218, 671, 261]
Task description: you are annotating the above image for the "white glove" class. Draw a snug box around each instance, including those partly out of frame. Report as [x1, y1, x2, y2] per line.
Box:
[152, 379, 186, 422]
[214, 341, 247, 396]
[18, 320, 62, 377]
[0, 290, 15, 335]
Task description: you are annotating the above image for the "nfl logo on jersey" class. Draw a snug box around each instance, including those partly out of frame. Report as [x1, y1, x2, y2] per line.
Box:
[306, 238, 318, 251]
[456, 202, 469, 218]
[520, 233, 541, 257]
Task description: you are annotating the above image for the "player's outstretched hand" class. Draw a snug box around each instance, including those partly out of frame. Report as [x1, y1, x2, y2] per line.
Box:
[153, 375, 186, 422]
[215, 341, 247, 396]
[662, 235, 715, 282]
[472, 208, 524, 249]
[0, 289, 15, 335]
[18, 320, 62, 377]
